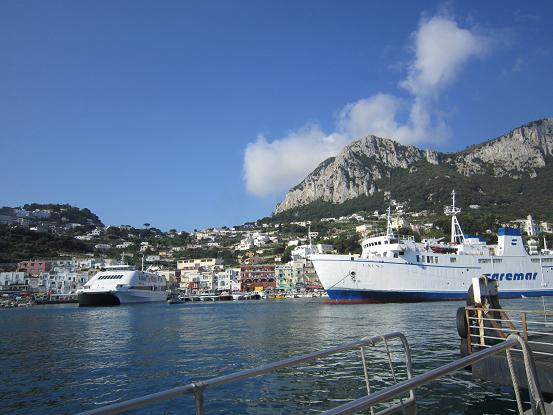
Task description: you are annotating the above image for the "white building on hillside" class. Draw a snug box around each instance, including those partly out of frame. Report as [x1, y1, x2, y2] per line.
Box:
[177, 258, 223, 272]
[291, 244, 333, 260]
[525, 215, 542, 236]
[0, 272, 26, 288]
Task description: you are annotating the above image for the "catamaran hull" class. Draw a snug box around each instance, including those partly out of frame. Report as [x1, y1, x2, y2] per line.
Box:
[78, 292, 120, 306]
[78, 290, 167, 306]
[311, 254, 553, 304]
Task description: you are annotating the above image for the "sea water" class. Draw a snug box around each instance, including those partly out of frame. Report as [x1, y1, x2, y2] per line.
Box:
[0, 298, 534, 414]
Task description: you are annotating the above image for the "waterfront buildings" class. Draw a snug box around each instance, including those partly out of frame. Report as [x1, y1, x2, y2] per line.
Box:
[5, 259, 92, 295]
[17, 260, 51, 276]
[0, 272, 26, 289]
[240, 261, 276, 292]
[275, 265, 293, 290]
[177, 258, 224, 272]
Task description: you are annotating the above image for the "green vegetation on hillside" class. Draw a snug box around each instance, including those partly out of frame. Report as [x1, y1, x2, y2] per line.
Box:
[0, 225, 93, 263]
[28, 203, 104, 226]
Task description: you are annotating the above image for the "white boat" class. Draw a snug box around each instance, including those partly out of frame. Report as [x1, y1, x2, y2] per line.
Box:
[231, 292, 245, 300]
[311, 191, 553, 303]
[77, 265, 167, 306]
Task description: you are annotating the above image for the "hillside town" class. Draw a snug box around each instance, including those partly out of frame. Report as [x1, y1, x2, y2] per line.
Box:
[2, 202, 553, 306]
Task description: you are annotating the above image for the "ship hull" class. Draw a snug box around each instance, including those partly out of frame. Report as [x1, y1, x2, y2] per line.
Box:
[312, 254, 553, 304]
[78, 292, 120, 306]
[325, 288, 553, 304]
[78, 290, 167, 306]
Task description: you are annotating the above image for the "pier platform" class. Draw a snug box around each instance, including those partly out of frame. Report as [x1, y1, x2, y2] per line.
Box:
[472, 334, 553, 395]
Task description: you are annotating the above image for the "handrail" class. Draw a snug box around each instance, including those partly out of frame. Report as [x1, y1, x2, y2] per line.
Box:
[322, 334, 545, 415]
[78, 332, 413, 415]
[78, 333, 545, 415]
[466, 305, 553, 358]
[466, 306, 553, 316]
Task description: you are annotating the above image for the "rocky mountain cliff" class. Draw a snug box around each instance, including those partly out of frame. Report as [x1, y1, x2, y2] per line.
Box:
[275, 118, 553, 216]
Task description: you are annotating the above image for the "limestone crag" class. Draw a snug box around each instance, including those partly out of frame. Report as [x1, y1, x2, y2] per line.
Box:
[452, 119, 553, 178]
[275, 118, 553, 214]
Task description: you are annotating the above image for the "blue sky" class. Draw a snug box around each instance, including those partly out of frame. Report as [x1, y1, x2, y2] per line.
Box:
[1, 1, 552, 230]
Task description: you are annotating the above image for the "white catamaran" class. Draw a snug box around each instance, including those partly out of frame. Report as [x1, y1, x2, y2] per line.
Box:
[77, 265, 167, 306]
[311, 191, 553, 303]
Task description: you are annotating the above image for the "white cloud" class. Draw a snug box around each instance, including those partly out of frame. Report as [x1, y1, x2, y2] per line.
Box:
[337, 93, 404, 140]
[400, 16, 489, 96]
[244, 126, 348, 197]
[243, 13, 493, 197]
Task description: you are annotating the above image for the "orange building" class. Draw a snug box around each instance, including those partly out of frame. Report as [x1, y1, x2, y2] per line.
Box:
[17, 260, 51, 277]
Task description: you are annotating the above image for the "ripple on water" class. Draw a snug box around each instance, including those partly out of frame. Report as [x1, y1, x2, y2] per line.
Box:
[0, 298, 539, 414]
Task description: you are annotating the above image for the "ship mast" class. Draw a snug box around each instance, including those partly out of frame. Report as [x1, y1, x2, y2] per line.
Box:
[444, 190, 464, 244]
[386, 204, 395, 238]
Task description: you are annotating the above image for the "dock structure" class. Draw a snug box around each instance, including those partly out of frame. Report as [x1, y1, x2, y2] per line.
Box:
[471, 334, 553, 395]
[453, 276, 553, 413]
[457, 281, 553, 407]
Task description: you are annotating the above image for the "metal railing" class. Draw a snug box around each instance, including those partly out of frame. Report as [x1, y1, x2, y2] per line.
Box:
[77, 332, 414, 415]
[322, 334, 545, 415]
[77, 332, 545, 415]
[465, 306, 553, 357]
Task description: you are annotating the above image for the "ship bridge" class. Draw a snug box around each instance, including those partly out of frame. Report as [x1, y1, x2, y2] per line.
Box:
[360, 232, 414, 259]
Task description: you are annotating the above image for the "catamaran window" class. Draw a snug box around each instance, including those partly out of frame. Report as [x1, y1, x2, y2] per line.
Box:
[416, 255, 420, 262]
[394, 253, 398, 258]
[434, 256, 438, 263]
[531, 258, 541, 263]
[544, 258, 553, 263]
[427, 256, 432, 263]
[493, 259, 503, 263]
[450, 257, 456, 263]
[478, 259, 491, 263]
[399, 251, 404, 256]
[422, 256, 425, 263]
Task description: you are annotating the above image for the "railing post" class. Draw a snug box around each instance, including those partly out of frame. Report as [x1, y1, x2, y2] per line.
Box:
[477, 308, 485, 346]
[359, 346, 375, 415]
[193, 384, 205, 415]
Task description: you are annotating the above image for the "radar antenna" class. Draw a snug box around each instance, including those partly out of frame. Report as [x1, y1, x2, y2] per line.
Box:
[444, 190, 464, 244]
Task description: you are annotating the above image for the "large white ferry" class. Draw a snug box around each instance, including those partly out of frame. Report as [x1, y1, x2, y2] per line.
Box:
[77, 265, 167, 306]
[311, 191, 553, 303]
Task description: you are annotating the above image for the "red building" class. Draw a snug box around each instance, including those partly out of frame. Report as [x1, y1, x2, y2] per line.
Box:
[17, 260, 51, 277]
[240, 264, 276, 291]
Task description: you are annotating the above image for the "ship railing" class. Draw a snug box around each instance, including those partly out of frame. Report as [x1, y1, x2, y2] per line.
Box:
[77, 332, 545, 415]
[464, 306, 553, 358]
[364, 232, 415, 241]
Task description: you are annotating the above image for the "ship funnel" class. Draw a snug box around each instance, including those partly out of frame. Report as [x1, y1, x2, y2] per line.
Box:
[497, 228, 527, 256]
